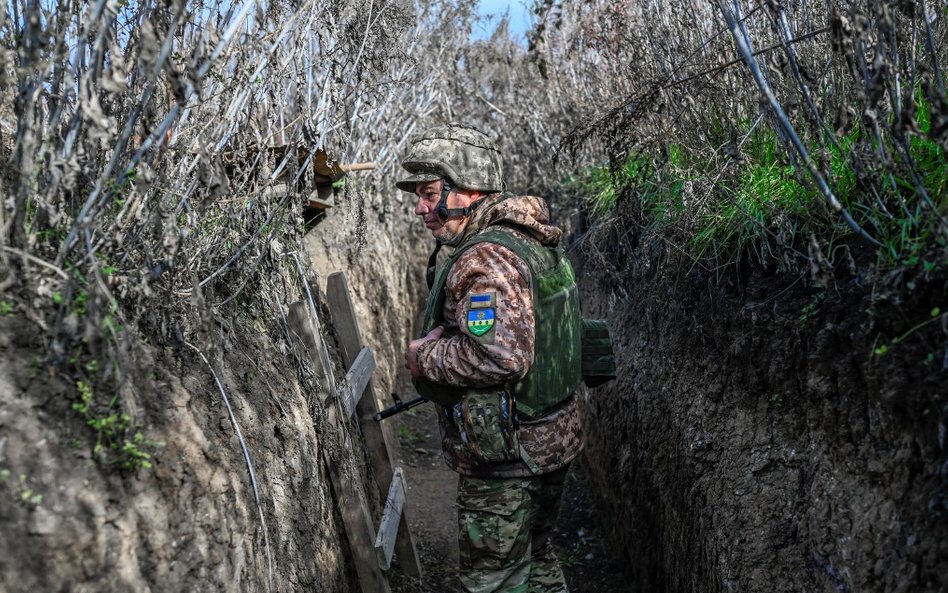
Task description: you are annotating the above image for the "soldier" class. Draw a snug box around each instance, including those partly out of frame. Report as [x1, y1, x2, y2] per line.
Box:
[398, 124, 584, 593]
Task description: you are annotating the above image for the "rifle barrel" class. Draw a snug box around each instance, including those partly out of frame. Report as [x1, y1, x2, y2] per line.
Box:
[373, 395, 427, 421]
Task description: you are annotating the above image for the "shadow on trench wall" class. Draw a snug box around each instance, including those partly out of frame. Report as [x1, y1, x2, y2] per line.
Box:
[576, 243, 947, 593]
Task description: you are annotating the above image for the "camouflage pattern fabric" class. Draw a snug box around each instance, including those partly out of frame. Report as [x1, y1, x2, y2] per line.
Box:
[415, 194, 583, 478]
[417, 237, 535, 385]
[440, 391, 582, 478]
[396, 123, 504, 192]
[457, 467, 570, 593]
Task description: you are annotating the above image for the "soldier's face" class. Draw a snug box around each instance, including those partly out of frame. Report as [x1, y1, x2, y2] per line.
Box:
[414, 180, 470, 240]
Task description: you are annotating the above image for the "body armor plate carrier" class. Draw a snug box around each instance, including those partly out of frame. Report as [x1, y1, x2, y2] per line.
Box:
[415, 225, 583, 420]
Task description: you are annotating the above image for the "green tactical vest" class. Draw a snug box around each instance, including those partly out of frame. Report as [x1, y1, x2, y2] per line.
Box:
[415, 225, 583, 419]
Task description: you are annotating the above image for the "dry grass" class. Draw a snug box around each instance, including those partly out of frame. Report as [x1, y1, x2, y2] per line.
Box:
[1, 0, 945, 466]
[408, 1, 948, 279]
[0, 0, 488, 467]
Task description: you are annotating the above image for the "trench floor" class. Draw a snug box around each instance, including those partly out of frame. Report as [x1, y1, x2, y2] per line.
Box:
[386, 398, 628, 592]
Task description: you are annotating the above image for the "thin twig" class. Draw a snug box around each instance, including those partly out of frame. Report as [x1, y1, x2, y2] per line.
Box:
[0, 246, 70, 279]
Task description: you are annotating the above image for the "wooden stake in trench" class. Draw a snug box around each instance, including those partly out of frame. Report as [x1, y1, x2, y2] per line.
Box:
[327, 271, 423, 577]
[287, 301, 390, 593]
[287, 268, 423, 593]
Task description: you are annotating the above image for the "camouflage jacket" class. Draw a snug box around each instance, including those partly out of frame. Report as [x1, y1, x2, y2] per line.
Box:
[416, 193, 583, 478]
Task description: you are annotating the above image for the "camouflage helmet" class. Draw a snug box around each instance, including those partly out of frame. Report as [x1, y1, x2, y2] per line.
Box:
[396, 124, 504, 193]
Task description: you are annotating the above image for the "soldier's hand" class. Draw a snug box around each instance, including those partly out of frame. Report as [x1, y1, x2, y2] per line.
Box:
[405, 326, 444, 378]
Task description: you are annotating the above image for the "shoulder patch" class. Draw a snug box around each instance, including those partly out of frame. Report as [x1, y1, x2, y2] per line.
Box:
[466, 292, 496, 336]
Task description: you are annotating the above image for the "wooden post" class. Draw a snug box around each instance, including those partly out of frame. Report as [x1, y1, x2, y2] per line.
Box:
[327, 272, 424, 578]
[287, 302, 331, 396]
[340, 347, 375, 418]
[287, 300, 391, 593]
[374, 467, 407, 570]
[322, 453, 391, 593]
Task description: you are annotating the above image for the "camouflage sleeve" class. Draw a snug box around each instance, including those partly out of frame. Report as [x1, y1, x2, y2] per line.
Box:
[416, 242, 535, 387]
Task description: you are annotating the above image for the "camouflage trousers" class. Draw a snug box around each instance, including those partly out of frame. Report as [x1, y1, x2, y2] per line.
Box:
[457, 467, 570, 593]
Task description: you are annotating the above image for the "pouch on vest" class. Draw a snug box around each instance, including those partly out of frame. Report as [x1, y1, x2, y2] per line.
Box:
[581, 319, 616, 387]
[452, 388, 539, 472]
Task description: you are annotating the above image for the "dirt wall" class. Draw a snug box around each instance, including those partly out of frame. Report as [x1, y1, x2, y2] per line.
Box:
[0, 312, 358, 593]
[578, 238, 947, 593]
[0, 186, 428, 593]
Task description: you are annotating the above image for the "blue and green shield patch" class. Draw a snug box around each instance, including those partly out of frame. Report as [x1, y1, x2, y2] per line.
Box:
[467, 308, 495, 336]
[467, 292, 496, 336]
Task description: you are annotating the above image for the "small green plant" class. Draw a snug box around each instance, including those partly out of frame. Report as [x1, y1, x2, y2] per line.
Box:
[72, 380, 93, 415]
[73, 290, 88, 316]
[397, 425, 419, 443]
[19, 487, 43, 505]
[120, 432, 153, 470]
[0, 301, 13, 315]
[2, 472, 43, 506]
[71, 380, 153, 471]
[872, 307, 945, 358]
[798, 292, 826, 328]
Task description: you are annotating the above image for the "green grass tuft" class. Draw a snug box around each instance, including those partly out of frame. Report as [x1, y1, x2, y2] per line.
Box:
[572, 94, 946, 274]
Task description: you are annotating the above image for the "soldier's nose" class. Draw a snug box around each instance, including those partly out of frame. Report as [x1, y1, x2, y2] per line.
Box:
[414, 197, 428, 216]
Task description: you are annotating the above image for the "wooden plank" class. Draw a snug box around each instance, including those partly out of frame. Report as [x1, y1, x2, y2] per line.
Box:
[322, 448, 391, 593]
[339, 347, 375, 418]
[287, 301, 320, 358]
[288, 299, 390, 593]
[338, 161, 376, 173]
[327, 271, 423, 578]
[374, 467, 407, 570]
[287, 301, 330, 398]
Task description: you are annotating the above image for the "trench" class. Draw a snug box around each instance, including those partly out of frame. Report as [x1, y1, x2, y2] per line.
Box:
[384, 399, 627, 593]
[364, 216, 947, 593]
[1, 1, 946, 592]
[3, 199, 943, 593]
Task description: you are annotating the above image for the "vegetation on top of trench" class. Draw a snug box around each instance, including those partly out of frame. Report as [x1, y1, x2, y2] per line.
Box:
[569, 91, 947, 275]
[3, 0, 947, 475]
[0, 0, 469, 474]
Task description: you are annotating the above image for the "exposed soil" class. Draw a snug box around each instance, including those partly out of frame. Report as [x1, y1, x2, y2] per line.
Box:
[0, 310, 360, 593]
[3, 188, 942, 593]
[5, 187, 942, 593]
[0, 186, 442, 593]
[577, 234, 948, 593]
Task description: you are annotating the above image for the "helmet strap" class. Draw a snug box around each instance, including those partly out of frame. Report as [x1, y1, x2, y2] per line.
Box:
[435, 178, 480, 223]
